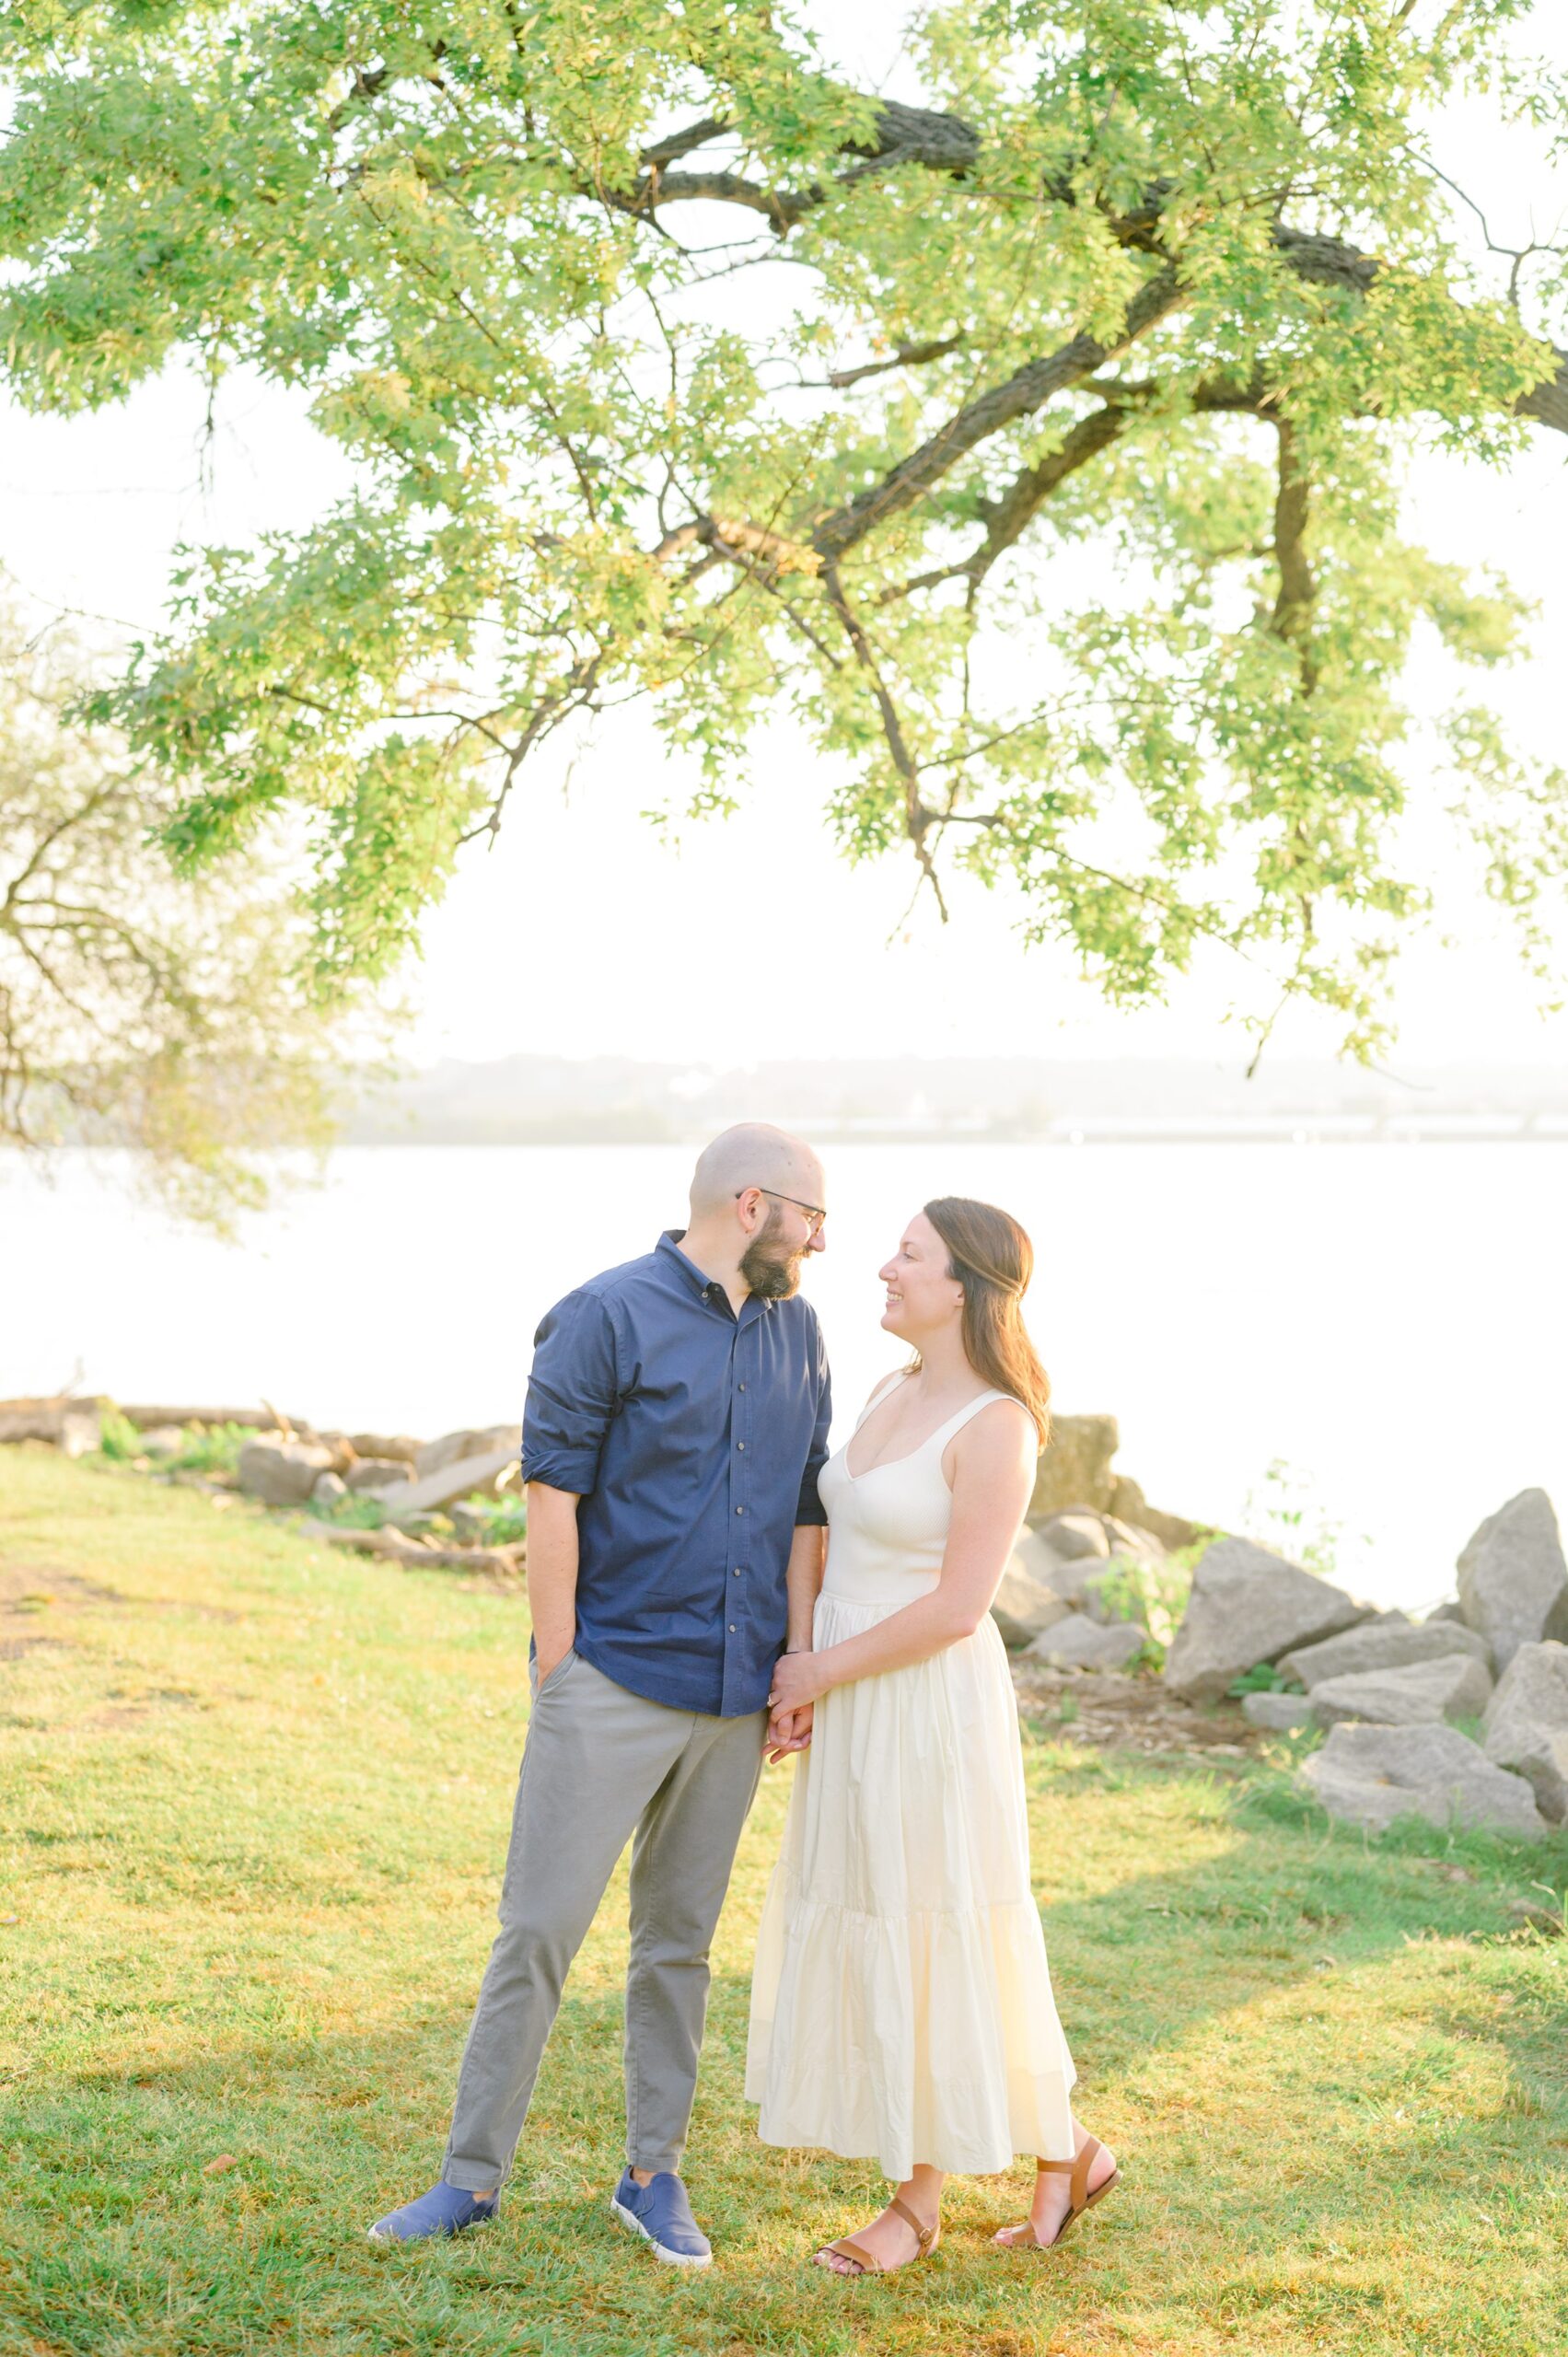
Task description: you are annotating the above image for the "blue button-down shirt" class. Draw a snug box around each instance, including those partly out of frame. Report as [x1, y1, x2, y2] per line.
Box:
[520, 1231, 832, 1717]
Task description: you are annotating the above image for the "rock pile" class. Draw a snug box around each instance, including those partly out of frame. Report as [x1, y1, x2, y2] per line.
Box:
[1153, 1486, 1567, 1842]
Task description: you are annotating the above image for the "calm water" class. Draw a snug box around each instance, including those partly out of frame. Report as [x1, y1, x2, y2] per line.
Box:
[3, 1142, 1564, 1611]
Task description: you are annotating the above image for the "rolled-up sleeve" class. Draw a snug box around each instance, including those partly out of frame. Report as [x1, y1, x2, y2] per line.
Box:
[795, 1320, 832, 1527]
[521, 1288, 621, 1495]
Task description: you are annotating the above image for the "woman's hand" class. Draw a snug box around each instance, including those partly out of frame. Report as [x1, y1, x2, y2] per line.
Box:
[768, 1648, 828, 1716]
[765, 1701, 813, 1762]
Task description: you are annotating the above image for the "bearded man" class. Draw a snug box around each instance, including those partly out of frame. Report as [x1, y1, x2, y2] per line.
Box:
[370, 1124, 831, 2267]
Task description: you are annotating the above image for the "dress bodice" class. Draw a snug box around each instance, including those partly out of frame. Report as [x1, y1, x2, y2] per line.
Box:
[817, 1371, 1016, 1606]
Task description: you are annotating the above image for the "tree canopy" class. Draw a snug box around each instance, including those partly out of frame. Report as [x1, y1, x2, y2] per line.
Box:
[0, 601, 343, 1225]
[3, 0, 1566, 1053]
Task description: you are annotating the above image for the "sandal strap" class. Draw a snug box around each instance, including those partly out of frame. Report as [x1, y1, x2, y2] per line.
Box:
[887, 2194, 936, 2255]
[1037, 2137, 1102, 2218]
[825, 2235, 880, 2274]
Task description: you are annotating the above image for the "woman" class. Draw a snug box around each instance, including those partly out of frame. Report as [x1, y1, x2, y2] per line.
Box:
[747, 1196, 1118, 2274]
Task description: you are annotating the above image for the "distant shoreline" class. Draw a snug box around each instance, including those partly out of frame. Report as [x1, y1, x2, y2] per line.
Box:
[337, 1120, 1568, 1148]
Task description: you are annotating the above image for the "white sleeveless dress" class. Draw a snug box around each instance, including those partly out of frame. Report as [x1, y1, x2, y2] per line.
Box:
[746, 1374, 1077, 2180]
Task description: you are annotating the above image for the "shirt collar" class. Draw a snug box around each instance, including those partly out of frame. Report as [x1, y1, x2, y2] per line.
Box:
[657, 1228, 772, 1320]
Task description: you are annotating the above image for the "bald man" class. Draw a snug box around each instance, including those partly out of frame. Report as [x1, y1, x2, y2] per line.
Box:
[370, 1126, 832, 2266]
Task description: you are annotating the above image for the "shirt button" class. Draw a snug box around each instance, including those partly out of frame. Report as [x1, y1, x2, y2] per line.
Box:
[732, 1566, 742, 1576]
[737, 1441, 745, 1451]
[738, 1382, 747, 1392]
[735, 1504, 744, 1515]
[727, 1624, 737, 1634]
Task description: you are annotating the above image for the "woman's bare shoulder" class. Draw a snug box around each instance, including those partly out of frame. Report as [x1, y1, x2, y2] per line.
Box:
[954, 1393, 1037, 1459]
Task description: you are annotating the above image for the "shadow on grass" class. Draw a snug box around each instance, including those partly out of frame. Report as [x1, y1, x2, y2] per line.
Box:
[6, 1765, 1567, 2355]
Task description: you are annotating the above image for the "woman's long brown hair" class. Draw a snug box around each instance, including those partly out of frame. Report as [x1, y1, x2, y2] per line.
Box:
[921, 1196, 1051, 1448]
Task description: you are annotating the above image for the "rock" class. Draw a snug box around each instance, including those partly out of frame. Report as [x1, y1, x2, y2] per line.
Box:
[1278, 1616, 1492, 1689]
[311, 1471, 349, 1508]
[345, 1457, 413, 1492]
[1310, 1653, 1494, 1730]
[0, 1397, 107, 1457]
[1482, 1640, 1568, 1823]
[1162, 1538, 1370, 1703]
[1027, 1614, 1145, 1671]
[1109, 1474, 1205, 1551]
[991, 1530, 1073, 1648]
[1456, 1489, 1568, 1672]
[413, 1424, 522, 1480]
[1103, 1514, 1163, 1562]
[377, 1446, 521, 1526]
[1427, 1600, 1468, 1624]
[136, 1424, 189, 1460]
[348, 1433, 422, 1465]
[1028, 1415, 1120, 1522]
[1035, 1512, 1109, 1563]
[236, 1438, 336, 1505]
[1302, 1723, 1548, 1839]
[1242, 1689, 1317, 1732]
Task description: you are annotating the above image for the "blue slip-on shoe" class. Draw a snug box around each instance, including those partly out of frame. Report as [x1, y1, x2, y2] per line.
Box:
[367, 2181, 499, 2245]
[610, 2168, 713, 2268]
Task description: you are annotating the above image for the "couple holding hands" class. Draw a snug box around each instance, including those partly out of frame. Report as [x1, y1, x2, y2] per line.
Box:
[370, 1124, 1117, 2276]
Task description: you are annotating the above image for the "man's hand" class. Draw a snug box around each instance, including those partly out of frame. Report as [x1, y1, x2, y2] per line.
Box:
[766, 1701, 813, 1763]
[534, 1634, 574, 1686]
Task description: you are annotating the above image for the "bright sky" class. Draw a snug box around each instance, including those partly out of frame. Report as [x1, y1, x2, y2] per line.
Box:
[4, 4, 1566, 1074]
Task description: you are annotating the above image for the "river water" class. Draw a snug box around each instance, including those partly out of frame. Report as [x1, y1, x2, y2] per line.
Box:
[3, 1141, 1564, 1612]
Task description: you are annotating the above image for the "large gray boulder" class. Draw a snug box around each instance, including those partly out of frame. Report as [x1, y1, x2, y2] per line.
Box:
[1310, 1653, 1493, 1730]
[1482, 1640, 1568, 1822]
[347, 1431, 422, 1465]
[991, 1529, 1073, 1648]
[1034, 1511, 1109, 1562]
[1456, 1489, 1568, 1671]
[413, 1423, 522, 1480]
[1027, 1614, 1145, 1671]
[1302, 1723, 1548, 1838]
[1279, 1615, 1492, 1689]
[345, 1457, 414, 1492]
[378, 1445, 525, 1526]
[237, 1437, 336, 1504]
[1242, 1689, 1317, 1732]
[1027, 1415, 1120, 1522]
[1162, 1538, 1370, 1702]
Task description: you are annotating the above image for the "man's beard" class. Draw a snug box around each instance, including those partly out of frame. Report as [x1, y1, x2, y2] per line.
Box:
[740, 1205, 806, 1300]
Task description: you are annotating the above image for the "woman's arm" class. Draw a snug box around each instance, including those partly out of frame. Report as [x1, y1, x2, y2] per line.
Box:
[766, 1399, 1036, 1713]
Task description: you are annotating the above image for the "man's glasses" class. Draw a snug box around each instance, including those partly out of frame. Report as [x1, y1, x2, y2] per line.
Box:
[738, 1186, 828, 1242]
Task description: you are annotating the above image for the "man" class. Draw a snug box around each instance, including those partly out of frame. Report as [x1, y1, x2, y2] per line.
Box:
[369, 1123, 831, 2266]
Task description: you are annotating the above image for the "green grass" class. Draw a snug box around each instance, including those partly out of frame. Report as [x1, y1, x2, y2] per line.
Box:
[3, 1450, 1566, 2357]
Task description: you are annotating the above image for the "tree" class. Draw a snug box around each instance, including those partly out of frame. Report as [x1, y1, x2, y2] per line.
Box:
[0, 599, 346, 1227]
[2, 0, 1565, 1054]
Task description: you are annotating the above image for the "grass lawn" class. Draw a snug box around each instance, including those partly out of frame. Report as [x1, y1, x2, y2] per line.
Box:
[2, 1448, 1566, 2356]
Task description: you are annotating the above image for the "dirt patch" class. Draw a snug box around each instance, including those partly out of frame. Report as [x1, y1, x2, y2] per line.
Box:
[1013, 1660, 1268, 1760]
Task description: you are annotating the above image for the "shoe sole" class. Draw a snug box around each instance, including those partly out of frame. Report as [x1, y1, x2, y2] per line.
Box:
[610, 2196, 712, 2269]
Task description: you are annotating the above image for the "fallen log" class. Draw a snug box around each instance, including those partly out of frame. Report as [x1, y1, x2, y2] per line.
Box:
[297, 1520, 524, 1579]
[120, 1405, 310, 1432]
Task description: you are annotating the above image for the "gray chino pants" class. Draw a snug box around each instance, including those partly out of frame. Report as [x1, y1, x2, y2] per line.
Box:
[441, 1648, 766, 2189]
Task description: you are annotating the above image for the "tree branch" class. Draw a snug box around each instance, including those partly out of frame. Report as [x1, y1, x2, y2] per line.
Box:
[812, 265, 1184, 562]
[820, 563, 947, 918]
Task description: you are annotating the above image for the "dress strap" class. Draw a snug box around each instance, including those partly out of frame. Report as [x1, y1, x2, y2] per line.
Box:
[932, 1388, 1017, 1443]
[853, 1367, 913, 1433]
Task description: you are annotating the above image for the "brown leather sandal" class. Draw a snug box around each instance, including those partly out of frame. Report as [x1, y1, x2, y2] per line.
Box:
[993, 2135, 1120, 2252]
[818, 2194, 941, 2276]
